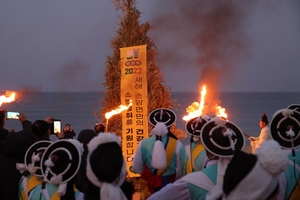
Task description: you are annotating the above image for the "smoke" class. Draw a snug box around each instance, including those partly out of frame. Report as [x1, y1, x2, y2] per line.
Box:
[146, 0, 256, 113]
[17, 85, 43, 104]
[55, 59, 101, 92]
[148, 0, 254, 91]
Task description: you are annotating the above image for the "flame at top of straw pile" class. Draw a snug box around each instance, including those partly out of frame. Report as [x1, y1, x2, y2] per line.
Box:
[0, 91, 16, 107]
[105, 99, 133, 119]
[183, 85, 207, 121]
[216, 105, 227, 119]
[183, 85, 228, 121]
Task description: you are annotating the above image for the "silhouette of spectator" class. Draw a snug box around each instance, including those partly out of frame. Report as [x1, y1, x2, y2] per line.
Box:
[76, 129, 97, 192]
[18, 112, 32, 132]
[0, 110, 9, 155]
[0, 119, 49, 200]
[94, 122, 105, 135]
[31, 120, 51, 141]
[0, 129, 35, 199]
[63, 123, 76, 139]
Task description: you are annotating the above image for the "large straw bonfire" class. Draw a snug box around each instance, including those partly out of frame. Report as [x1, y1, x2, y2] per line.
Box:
[97, 0, 185, 139]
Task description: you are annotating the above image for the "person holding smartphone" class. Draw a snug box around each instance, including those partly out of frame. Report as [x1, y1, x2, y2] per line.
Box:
[63, 123, 76, 139]
[0, 110, 9, 155]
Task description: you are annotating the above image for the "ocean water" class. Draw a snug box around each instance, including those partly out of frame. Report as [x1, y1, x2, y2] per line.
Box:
[2, 92, 300, 145]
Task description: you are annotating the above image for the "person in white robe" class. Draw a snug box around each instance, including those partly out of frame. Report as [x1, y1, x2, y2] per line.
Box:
[250, 112, 272, 154]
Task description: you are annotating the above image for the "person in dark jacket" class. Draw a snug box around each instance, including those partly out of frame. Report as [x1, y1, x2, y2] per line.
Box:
[76, 129, 96, 192]
[94, 122, 105, 135]
[0, 130, 35, 200]
[0, 119, 49, 200]
[0, 110, 9, 155]
[63, 123, 76, 139]
[31, 120, 51, 141]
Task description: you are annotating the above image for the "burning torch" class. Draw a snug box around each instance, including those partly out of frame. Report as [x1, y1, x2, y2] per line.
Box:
[104, 100, 132, 132]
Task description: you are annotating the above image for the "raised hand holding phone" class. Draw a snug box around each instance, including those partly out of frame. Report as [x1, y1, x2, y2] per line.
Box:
[6, 111, 20, 119]
[53, 120, 61, 134]
[17, 112, 28, 122]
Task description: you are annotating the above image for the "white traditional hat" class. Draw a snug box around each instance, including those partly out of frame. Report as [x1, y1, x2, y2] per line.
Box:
[200, 117, 245, 157]
[287, 104, 300, 113]
[207, 140, 288, 200]
[270, 108, 300, 149]
[148, 108, 177, 169]
[86, 133, 127, 200]
[40, 139, 83, 196]
[24, 140, 52, 177]
[148, 108, 177, 127]
[185, 116, 210, 141]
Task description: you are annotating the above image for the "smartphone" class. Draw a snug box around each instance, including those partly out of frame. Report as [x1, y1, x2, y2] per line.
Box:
[6, 111, 20, 119]
[53, 120, 61, 134]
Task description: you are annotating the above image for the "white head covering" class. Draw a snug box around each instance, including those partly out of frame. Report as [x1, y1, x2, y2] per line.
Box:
[42, 139, 84, 196]
[148, 108, 177, 170]
[150, 122, 168, 169]
[86, 132, 127, 200]
[206, 140, 288, 200]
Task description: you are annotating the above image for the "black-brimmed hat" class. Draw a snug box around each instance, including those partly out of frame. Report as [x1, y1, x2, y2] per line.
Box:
[206, 140, 288, 200]
[148, 108, 177, 127]
[24, 140, 52, 177]
[287, 104, 300, 113]
[185, 116, 210, 137]
[270, 109, 300, 149]
[41, 139, 82, 185]
[200, 117, 245, 157]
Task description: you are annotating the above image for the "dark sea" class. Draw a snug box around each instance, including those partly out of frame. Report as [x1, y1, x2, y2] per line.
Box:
[2, 92, 300, 146]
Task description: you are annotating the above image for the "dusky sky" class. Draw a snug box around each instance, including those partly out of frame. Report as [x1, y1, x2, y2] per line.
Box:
[0, 0, 299, 92]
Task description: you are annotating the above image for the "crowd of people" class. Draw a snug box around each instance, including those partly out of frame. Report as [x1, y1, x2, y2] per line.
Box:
[0, 104, 299, 200]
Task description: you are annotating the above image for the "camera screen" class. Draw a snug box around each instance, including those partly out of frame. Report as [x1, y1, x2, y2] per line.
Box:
[6, 111, 19, 119]
[53, 120, 61, 134]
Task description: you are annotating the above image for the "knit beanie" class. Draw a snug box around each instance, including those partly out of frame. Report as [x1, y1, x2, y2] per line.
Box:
[31, 120, 49, 137]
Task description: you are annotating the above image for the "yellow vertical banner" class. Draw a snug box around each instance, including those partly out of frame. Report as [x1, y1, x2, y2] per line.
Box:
[120, 45, 148, 177]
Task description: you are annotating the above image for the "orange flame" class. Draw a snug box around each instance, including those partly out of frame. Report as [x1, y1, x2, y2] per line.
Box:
[0, 91, 16, 107]
[183, 85, 207, 121]
[105, 100, 132, 119]
[183, 85, 228, 120]
[216, 105, 227, 119]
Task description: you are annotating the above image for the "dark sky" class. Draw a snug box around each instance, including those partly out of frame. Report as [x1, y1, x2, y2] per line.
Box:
[0, 0, 299, 92]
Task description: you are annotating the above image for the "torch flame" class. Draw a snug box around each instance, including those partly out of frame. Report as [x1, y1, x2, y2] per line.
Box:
[183, 85, 206, 121]
[0, 91, 16, 107]
[105, 100, 132, 119]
